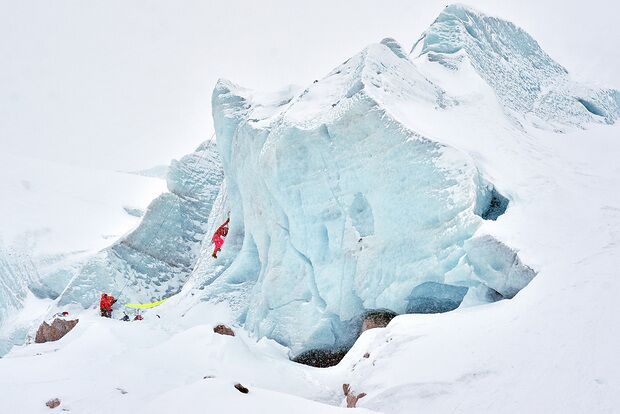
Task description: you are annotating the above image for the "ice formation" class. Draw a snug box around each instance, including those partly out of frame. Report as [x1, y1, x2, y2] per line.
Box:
[406, 282, 469, 314]
[4, 3, 619, 360]
[411, 4, 620, 130]
[57, 139, 224, 308]
[192, 32, 544, 354]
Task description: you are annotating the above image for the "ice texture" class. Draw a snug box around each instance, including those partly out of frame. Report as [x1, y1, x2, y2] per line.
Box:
[406, 282, 469, 314]
[58, 139, 224, 307]
[411, 4, 620, 130]
[192, 40, 536, 354]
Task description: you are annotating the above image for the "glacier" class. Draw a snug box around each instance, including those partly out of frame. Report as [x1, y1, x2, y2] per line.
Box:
[0, 141, 222, 356]
[2, 0, 617, 361]
[184, 5, 619, 356]
[411, 4, 620, 130]
[4, 3, 617, 360]
[191, 38, 541, 355]
[0, 153, 171, 355]
[57, 139, 224, 308]
[2, 3, 620, 412]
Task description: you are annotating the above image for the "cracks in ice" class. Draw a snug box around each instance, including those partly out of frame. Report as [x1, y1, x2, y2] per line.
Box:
[275, 222, 327, 310]
[115, 240, 187, 270]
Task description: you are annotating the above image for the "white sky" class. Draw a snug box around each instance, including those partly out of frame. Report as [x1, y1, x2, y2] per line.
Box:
[1, 0, 618, 171]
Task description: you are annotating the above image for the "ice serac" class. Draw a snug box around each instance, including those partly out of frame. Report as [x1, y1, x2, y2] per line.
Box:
[411, 4, 620, 130]
[58, 139, 224, 308]
[197, 40, 535, 354]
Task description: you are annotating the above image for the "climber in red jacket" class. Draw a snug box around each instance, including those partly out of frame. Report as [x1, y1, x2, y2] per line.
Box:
[100, 293, 117, 318]
[212, 218, 230, 258]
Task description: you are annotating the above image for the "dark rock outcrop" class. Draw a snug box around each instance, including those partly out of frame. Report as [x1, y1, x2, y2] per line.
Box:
[46, 398, 61, 409]
[213, 324, 235, 336]
[360, 310, 397, 333]
[35, 319, 79, 344]
[234, 383, 249, 394]
[343, 384, 366, 408]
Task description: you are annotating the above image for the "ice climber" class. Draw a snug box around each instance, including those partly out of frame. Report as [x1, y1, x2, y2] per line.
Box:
[211, 217, 230, 258]
[100, 293, 117, 318]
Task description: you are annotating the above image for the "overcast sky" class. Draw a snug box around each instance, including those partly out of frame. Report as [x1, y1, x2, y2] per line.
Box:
[1, 0, 618, 171]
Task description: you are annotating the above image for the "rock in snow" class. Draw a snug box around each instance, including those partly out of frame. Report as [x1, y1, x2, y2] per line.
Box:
[34, 318, 78, 344]
[360, 310, 397, 333]
[45, 398, 61, 409]
[213, 324, 235, 336]
[343, 384, 366, 408]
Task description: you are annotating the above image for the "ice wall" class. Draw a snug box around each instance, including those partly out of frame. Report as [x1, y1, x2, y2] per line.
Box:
[195, 40, 536, 354]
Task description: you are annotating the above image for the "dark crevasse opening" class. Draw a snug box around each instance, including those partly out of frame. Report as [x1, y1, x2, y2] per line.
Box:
[292, 349, 349, 368]
[292, 309, 398, 368]
[479, 187, 509, 221]
[576, 98, 606, 117]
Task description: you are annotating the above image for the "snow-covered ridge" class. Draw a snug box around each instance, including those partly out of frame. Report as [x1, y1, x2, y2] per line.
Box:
[411, 4, 620, 130]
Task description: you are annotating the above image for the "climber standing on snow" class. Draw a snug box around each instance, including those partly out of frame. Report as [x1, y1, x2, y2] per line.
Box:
[212, 217, 230, 258]
[99, 293, 117, 318]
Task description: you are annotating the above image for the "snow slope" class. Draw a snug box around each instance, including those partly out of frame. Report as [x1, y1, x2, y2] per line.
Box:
[0, 301, 375, 413]
[332, 123, 620, 413]
[0, 153, 166, 354]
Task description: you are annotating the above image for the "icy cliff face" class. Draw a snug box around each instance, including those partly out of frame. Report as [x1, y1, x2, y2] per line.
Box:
[58, 139, 224, 308]
[411, 4, 620, 130]
[196, 37, 536, 354]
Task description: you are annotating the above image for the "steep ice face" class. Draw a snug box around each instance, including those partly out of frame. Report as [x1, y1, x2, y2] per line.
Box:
[58, 140, 224, 308]
[411, 4, 620, 130]
[195, 41, 535, 354]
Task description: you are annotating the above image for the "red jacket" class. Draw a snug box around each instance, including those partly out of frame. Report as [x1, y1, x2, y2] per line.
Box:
[100, 294, 116, 311]
[213, 218, 230, 241]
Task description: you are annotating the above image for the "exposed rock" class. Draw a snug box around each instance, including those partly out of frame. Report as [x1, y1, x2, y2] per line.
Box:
[213, 324, 235, 336]
[35, 319, 79, 344]
[343, 384, 366, 408]
[46, 398, 61, 409]
[234, 383, 249, 394]
[360, 310, 397, 333]
[292, 349, 348, 368]
[363, 352, 370, 358]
